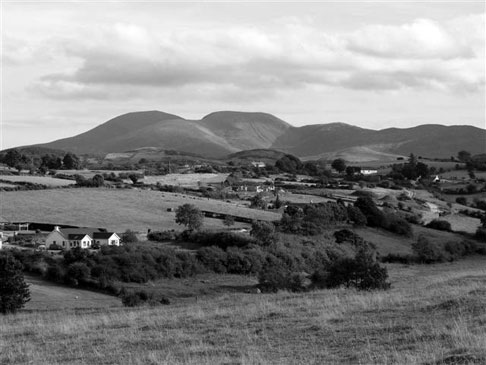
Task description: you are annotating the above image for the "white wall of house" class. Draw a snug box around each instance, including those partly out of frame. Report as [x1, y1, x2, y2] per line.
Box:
[67, 235, 92, 249]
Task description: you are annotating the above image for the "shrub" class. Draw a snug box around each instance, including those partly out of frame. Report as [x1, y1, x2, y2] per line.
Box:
[387, 216, 413, 237]
[147, 230, 177, 242]
[456, 196, 467, 205]
[66, 262, 90, 286]
[45, 265, 65, 283]
[475, 227, 486, 243]
[354, 196, 387, 228]
[258, 264, 291, 293]
[121, 230, 138, 243]
[346, 205, 367, 226]
[325, 247, 390, 290]
[250, 221, 278, 245]
[197, 246, 228, 273]
[412, 235, 446, 263]
[426, 219, 452, 232]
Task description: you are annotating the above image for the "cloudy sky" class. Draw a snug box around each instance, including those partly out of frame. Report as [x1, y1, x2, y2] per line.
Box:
[2, 1, 485, 150]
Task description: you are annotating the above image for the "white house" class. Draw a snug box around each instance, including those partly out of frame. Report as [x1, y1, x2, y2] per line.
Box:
[361, 169, 378, 175]
[93, 232, 121, 246]
[45, 226, 93, 250]
[251, 161, 266, 168]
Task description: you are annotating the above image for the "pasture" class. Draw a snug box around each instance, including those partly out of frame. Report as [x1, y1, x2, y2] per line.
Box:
[1, 258, 485, 364]
[143, 173, 229, 188]
[0, 188, 280, 232]
[0, 175, 75, 187]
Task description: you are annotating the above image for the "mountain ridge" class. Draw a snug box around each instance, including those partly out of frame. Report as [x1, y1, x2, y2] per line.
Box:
[20, 110, 486, 160]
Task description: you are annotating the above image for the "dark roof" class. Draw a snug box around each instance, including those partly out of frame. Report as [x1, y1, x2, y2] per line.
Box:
[58, 228, 101, 239]
[67, 233, 90, 240]
[93, 232, 116, 239]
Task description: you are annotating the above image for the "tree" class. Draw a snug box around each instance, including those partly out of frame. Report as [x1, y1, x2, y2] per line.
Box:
[62, 153, 80, 169]
[275, 154, 303, 174]
[250, 194, 267, 209]
[458, 150, 471, 162]
[250, 221, 278, 245]
[91, 174, 104, 187]
[331, 158, 346, 173]
[223, 215, 235, 227]
[0, 253, 31, 314]
[175, 204, 204, 231]
[3, 149, 23, 168]
[128, 174, 139, 184]
[121, 229, 138, 243]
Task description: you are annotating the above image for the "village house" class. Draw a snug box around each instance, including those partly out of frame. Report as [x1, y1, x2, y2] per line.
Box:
[92, 232, 121, 246]
[251, 161, 266, 168]
[45, 226, 120, 250]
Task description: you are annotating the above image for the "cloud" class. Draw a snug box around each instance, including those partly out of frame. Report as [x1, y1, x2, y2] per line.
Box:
[7, 14, 484, 99]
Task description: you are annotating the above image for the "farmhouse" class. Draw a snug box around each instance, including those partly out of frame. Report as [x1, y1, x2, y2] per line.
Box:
[45, 226, 120, 250]
[92, 232, 121, 246]
[361, 169, 378, 175]
[251, 161, 266, 168]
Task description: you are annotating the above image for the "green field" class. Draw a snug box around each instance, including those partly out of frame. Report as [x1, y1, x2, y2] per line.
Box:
[24, 275, 121, 310]
[0, 175, 75, 187]
[0, 188, 281, 232]
[2, 258, 485, 364]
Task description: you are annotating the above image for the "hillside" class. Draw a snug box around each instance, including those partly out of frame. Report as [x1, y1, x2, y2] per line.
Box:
[24, 110, 486, 160]
[3, 258, 485, 364]
[36, 111, 291, 157]
[272, 123, 486, 159]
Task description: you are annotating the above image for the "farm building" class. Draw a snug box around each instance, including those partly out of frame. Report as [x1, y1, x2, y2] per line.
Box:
[45, 226, 119, 250]
[92, 232, 121, 246]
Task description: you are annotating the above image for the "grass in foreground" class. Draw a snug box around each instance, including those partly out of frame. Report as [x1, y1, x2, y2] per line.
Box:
[1, 258, 485, 364]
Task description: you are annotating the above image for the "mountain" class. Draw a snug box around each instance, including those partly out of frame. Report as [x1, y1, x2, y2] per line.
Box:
[37, 111, 290, 157]
[27, 110, 485, 161]
[273, 123, 486, 159]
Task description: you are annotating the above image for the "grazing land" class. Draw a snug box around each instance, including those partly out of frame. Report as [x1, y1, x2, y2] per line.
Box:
[143, 173, 229, 188]
[0, 175, 75, 187]
[1, 258, 485, 364]
[0, 188, 280, 231]
[24, 275, 121, 310]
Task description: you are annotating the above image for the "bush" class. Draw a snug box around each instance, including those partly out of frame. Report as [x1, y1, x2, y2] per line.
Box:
[387, 216, 413, 237]
[412, 235, 446, 263]
[325, 247, 390, 290]
[346, 205, 367, 226]
[456, 196, 467, 205]
[121, 230, 138, 243]
[0, 253, 31, 314]
[250, 221, 278, 245]
[197, 246, 228, 273]
[475, 227, 486, 243]
[258, 264, 291, 293]
[147, 230, 177, 242]
[426, 219, 452, 232]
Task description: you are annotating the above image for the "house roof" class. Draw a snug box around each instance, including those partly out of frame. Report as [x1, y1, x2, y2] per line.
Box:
[93, 232, 117, 239]
[67, 233, 91, 240]
[56, 228, 101, 240]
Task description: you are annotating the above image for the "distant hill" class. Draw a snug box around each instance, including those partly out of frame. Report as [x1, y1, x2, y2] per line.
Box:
[35, 111, 290, 157]
[21, 110, 485, 161]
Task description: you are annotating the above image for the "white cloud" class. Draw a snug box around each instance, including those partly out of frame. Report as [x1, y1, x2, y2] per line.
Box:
[4, 12, 485, 99]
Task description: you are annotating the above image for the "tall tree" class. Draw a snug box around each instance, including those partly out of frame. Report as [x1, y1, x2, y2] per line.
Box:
[0, 253, 31, 314]
[62, 153, 80, 169]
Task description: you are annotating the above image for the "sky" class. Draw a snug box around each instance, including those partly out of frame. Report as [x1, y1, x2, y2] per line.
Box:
[1, 1, 485, 150]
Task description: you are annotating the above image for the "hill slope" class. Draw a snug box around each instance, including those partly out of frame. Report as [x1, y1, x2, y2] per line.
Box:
[28, 110, 485, 160]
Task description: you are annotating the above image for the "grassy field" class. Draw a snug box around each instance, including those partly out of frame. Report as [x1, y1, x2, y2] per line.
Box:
[24, 275, 121, 310]
[1, 258, 485, 364]
[0, 175, 75, 187]
[143, 173, 229, 188]
[0, 188, 280, 232]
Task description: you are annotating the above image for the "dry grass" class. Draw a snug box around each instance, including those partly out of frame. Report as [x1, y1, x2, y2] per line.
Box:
[0, 188, 280, 231]
[1, 258, 485, 364]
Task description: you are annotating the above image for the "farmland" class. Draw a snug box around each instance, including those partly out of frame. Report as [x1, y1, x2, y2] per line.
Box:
[2, 258, 485, 364]
[0, 175, 75, 187]
[0, 188, 280, 232]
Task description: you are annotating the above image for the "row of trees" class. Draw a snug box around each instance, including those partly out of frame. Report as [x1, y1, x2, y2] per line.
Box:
[1, 149, 81, 172]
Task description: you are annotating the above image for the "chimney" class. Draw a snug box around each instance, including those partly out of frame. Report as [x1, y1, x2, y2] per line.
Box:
[54, 226, 60, 232]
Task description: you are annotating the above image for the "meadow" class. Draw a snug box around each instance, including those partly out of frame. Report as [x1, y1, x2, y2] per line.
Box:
[0, 188, 280, 231]
[1, 258, 485, 364]
[0, 175, 75, 187]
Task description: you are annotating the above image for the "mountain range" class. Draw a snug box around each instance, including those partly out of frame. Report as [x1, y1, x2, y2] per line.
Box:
[30, 111, 485, 161]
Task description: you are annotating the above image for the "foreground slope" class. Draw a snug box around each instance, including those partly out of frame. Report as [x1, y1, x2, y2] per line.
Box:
[2, 258, 485, 364]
